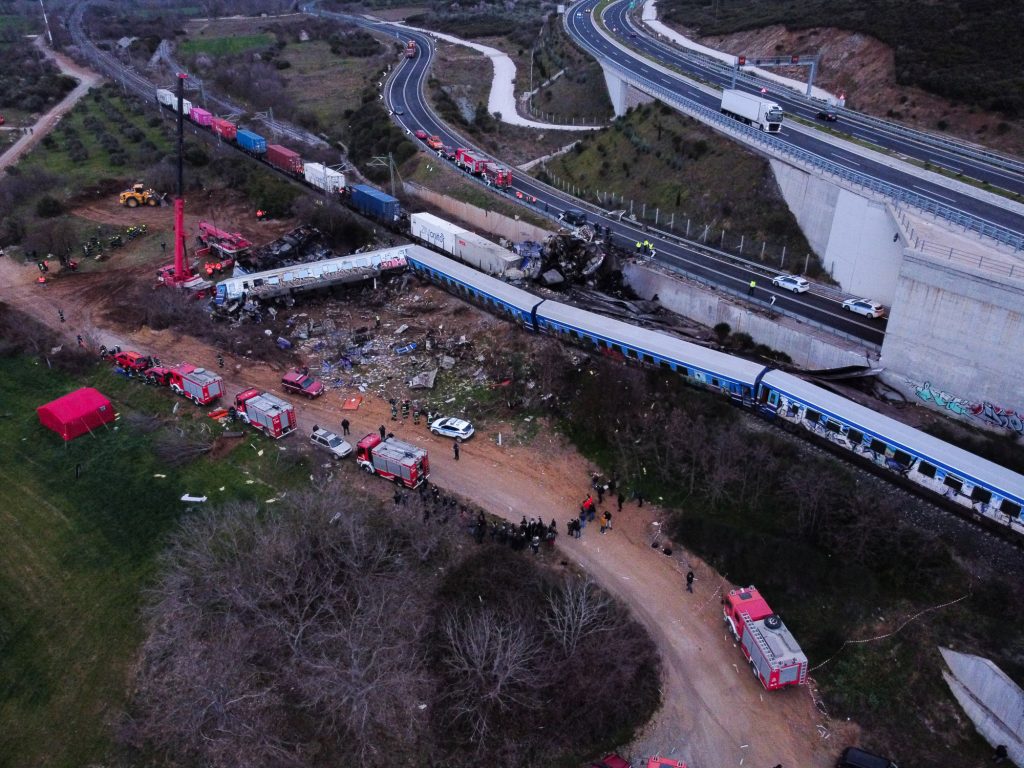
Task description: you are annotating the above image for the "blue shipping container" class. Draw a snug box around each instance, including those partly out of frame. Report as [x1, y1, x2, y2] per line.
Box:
[236, 129, 267, 154]
[351, 184, 399, 222]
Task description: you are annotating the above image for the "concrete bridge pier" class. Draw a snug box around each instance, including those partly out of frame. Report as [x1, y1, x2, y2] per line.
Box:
[601, 64, 654, 117]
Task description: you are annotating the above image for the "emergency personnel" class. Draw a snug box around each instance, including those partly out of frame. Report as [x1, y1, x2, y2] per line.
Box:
[748, 279, 756, 296]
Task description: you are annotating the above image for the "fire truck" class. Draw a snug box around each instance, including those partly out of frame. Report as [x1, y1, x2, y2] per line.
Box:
[355, 433, 429, 488]
[483, 162, 513, 188]
[722, 586, 807, 690]
[144, 363, 224, 405]
[100, 346, 155, 377]
[231, 389, 296, 439]
[454, 148, 488, 174]
[405, 40, 417, 58]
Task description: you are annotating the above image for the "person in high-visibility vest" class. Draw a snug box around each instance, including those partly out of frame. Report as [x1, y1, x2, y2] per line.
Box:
[748, 279, 757, 296]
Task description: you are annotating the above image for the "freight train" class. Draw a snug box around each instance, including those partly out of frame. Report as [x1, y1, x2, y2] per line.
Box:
[153, 86, 512, 225]
[401, 248, 1024, 541]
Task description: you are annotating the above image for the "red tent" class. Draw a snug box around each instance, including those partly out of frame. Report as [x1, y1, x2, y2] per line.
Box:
[37, 387, 116, 441]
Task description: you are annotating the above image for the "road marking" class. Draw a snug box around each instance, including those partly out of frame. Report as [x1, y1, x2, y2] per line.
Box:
[832, 153, 858, 166]
[912, 185, 957, 203]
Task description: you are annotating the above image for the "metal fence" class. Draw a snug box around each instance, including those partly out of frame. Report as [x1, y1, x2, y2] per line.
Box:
[567, 12, 1024, 252]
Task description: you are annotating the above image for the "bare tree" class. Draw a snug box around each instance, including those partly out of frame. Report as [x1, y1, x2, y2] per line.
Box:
[440, 608, 544, 748]
[543, 575, 614, 655]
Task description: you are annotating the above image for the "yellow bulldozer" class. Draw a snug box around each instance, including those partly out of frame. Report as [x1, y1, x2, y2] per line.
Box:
[119, 183, 163, 208]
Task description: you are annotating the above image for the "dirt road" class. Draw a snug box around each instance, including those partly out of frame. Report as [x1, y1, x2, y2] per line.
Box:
[0, 255, 844, 767]
[0, 38, 103, 173]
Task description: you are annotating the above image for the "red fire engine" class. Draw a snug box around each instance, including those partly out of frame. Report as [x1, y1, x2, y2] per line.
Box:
[722, 586, 808, 690]
[454, 148, 488, 174]
[144, 363, 224, 405]
[231, 389, 296, 439]
[483, 162, 513, 188]
[355, 433, 430, 488]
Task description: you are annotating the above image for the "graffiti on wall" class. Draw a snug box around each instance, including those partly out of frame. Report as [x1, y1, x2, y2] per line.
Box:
[908, 380, 1024, 435]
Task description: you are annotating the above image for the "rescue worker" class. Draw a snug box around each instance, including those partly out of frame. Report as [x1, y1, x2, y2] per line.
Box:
[217, 353, 224, 369]
[748, 279, 756, 296]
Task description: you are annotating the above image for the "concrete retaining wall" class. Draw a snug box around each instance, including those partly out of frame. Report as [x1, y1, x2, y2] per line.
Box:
[771, 160, 904, 305]
[624, 262, 876, 369]
[404, 183, 556, 244]
[879, 251, 1024, 436]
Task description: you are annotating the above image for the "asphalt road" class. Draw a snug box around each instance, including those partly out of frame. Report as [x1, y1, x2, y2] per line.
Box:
[572, 0, 1024, 238]
[317, 10, 886, 347]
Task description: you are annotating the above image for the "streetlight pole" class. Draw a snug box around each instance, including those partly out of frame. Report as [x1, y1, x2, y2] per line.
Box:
[38, 0, 54, 45]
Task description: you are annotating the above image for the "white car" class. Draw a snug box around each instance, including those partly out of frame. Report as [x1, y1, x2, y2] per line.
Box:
[771, 274, 810, 293]
[310, 426, 352, 459]
[842, 298, 886, 318]
[430, 417, 475, 442]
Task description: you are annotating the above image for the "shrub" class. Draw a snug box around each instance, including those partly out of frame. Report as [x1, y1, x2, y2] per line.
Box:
[35, 196, 63, 218]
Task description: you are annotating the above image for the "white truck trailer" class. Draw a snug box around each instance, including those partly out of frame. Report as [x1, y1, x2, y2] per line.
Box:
[409, 212, 519, 277]
[720, 89, 783, 133]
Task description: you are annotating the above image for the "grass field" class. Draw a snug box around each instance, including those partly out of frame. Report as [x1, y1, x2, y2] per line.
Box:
[18, 86, 172, 196]
[0, 13, 37, 36]
[0, 356, 312, 768]
[280, 39, 387, 132]
[178, 33, 275, 58]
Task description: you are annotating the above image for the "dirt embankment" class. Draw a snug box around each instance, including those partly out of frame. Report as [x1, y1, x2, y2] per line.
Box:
[696, 25, 1024, 156]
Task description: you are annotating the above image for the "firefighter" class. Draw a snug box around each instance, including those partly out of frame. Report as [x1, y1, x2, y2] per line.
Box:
[390, 400, 398, 421]
[401, 399, 410, 420]
[58, 308, 64, 323]
[748, 279, 757, 296]
[217, 353, 224, 369]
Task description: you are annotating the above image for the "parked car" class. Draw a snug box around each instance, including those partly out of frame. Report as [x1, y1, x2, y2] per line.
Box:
[394, 106, 404, 116]
[281, 368, 324, 398]
[430, 416, 475, 441]
[816, 109, 839, 122]
[772, 274, 810, 293]
[836, 746, 898, 768]
[591, 756, 631, 768]
[426, 135, 443, 150]
[414, 129, 428, 140]
[310, 425, 352, 459]
[439, 145, 457, 160]
[842, 298, 886, 318]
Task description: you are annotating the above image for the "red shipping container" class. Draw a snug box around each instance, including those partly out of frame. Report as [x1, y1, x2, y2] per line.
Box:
[211, 117, 237, 141]
[266, 144, 303, 175]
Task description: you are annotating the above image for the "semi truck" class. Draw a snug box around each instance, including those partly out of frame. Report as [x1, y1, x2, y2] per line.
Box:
[722, 585, 807, 690]
[410, 212, 519, 276]
[303, 162, 345, 194]
[266, 144, 303, 176]
[231, 389, 296, 439]
[355, 433, 429, 488]
[349, 184, 401, 223]
[720, 89, 783, 133]
[145, 363, 224, 405]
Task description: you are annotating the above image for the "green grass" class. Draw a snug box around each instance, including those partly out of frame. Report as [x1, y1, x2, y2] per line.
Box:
[0, 14, 37, 35]
[0, 356, 312, 768]
[178, 33, 275, 57]
[280, 40, 386, 131]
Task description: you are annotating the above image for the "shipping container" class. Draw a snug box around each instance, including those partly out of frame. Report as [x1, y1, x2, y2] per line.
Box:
[236, 129, 267, 154]
[266, 144, 303, 175]
[303, 162, 346, 194]
[155, 88, 174, 107]
[349, 184, 400, 222]
[180, 99, 192, 117]
[410, 212, 519, 276]
[210, 117, 237, 141]
[189, 107, 213, 127]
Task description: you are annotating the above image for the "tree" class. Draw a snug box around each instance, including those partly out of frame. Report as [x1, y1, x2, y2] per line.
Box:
[543, 575, 613, 655]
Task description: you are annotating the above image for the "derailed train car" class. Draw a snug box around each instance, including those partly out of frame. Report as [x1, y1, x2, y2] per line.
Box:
[403, 248, 1024, 539]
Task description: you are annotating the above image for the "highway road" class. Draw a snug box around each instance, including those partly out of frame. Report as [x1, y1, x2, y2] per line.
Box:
[310, 8, 885, 347]
[602, 0, 1024, 195]
[567, 0, 1024, 241]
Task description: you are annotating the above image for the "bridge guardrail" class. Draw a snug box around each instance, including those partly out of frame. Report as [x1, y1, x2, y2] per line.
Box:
[567, 10, 1024, 252]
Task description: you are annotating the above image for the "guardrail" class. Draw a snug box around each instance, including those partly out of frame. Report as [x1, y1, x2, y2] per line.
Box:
[617, 0, 1024, 177]
[567, 10, 1024, 252]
